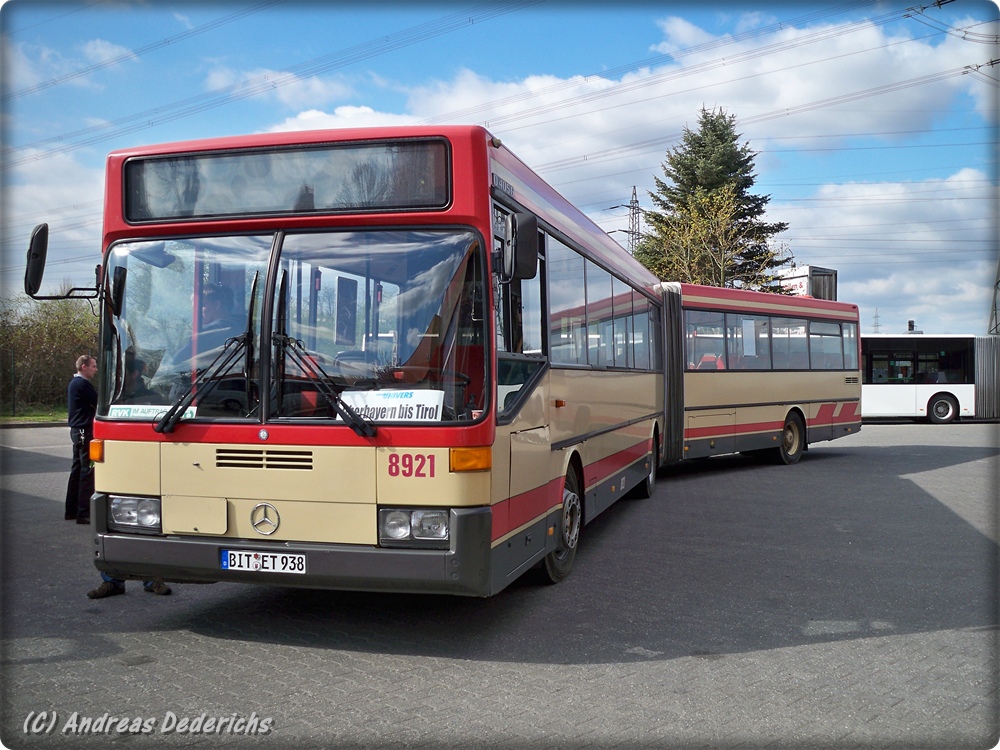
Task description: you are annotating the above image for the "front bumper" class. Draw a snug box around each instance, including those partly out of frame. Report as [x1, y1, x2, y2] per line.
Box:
[93, 503, 494, 597]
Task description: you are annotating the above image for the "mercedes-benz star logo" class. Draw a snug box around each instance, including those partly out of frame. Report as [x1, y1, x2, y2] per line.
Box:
[250, 503, 280, 536]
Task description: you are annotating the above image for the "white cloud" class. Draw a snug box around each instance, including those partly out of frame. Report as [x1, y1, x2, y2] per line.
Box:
[269, 106, 419, 133]
[3, 43, 45, 91]
[204, 66, 353, 110]
[4, 38, 136, 99]
[3, 152, 105, 296]
[246, 12, 994, 334]
[651, 17, 718, 55]
[80, 39, 137, 66]
[771, 169, 996, 334]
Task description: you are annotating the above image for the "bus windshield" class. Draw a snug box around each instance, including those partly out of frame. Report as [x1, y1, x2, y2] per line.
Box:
[99, 229, 488, 426]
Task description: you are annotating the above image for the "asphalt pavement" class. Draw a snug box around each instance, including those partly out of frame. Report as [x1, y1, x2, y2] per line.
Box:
[0, 422, 997, 749]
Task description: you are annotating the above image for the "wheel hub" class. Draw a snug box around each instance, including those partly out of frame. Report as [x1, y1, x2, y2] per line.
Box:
[560, 487, 581, 550]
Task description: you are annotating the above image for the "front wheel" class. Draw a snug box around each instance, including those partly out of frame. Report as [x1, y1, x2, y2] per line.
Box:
[539, 468, 582, 584]
[771, 412, 806, 465]
[928, 394, 958, 424]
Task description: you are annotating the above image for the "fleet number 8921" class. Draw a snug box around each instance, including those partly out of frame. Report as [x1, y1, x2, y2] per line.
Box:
[387, 453, 436, 478]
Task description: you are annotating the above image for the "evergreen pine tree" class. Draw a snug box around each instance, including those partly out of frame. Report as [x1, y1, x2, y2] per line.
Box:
[637, 107, 791, 290]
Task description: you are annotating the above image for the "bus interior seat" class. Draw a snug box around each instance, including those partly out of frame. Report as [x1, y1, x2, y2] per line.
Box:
[697, 354, 721, 370]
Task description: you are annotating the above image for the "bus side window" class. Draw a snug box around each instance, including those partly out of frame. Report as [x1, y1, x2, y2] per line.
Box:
[496, 255, 543, 356]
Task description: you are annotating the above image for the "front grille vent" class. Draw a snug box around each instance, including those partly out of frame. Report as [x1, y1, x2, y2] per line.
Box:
[844, 376, 860, 384]
[215, 448, 313, 471]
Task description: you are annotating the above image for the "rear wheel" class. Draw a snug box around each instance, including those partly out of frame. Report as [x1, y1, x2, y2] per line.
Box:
[540, 468, 582, 584]
[771, 412, 806, 465]
[928, 394, 958, 424]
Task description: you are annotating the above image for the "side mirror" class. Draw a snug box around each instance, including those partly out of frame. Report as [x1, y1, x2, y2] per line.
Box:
[110, 266, 127, 317]
[512, 212, 538, 280]
[498, 212, 539, 282]
[24, 223, 49, 297]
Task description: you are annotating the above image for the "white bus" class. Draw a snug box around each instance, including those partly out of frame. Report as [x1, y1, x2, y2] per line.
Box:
[861, 334, 1000, 423]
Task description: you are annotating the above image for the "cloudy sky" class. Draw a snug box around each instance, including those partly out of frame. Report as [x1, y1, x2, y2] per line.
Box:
[2, 0, 997, 334]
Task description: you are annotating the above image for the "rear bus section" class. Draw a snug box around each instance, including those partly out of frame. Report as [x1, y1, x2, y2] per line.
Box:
[663, 282, 862, 464]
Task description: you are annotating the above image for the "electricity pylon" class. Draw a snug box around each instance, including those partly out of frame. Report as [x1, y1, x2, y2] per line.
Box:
[608, 187, 641, 254]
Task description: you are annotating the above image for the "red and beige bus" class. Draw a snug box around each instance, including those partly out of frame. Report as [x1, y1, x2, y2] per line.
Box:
[24, 125, 860, 597]
[662, 283, 862, 464]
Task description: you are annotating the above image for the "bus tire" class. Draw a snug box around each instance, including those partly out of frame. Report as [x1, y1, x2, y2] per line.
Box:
[631, 433, 658, 499]
[539, 467, 582, 584]
[928, 394, 958, 424]
[772, 412, 806, 465]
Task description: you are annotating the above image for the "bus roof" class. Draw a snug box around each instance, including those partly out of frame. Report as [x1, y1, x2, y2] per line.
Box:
[105, 124, 491, 159]
[676, 282, 860, 321]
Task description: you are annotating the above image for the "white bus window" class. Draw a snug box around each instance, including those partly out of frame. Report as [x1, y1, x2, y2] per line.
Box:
[633, 295, 651, 371]
[585, 262, 613, 367]
[772, 317, 808, 370]
[685, 310, 726, 370]
[521, 265, 543, 355]
[810, 321, 844, 370]
[726, 313, 770, 370]
[613, 277, 633, 369]
[548, 239, 587, 365]
[843, 323, 858, 370]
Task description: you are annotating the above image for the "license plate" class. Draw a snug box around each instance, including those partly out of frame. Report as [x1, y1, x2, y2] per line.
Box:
[220, 549, 306, 574]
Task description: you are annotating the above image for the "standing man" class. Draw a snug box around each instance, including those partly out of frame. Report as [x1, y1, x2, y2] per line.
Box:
[65, 355, 97, 524]
[78, 353, 172, 599]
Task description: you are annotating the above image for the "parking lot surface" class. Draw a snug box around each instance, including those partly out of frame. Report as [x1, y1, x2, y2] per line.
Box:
[1, 423, 997, 749]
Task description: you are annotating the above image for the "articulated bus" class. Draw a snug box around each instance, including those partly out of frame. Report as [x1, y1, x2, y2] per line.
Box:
[664, 283, 861, 463]
[24, 125, 860, 597]
[861, 334, 1000, 423]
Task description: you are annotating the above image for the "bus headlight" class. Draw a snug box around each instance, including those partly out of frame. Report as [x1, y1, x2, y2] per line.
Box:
[378, 508, 450, 548]
[382, 510, 412, 540]
[411, 510, 449, 540]
[108, 496, 162, 533]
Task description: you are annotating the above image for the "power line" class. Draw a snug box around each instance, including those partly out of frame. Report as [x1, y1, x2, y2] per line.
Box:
[4, 0, 107, 35]
[531, 60, 986, 173]
[2, 0, 543, 171]
[2, 0, 288, 103]
[418, 0, 880, 126]
[500, 25, 949, 147]
[482, 6, 917, 133]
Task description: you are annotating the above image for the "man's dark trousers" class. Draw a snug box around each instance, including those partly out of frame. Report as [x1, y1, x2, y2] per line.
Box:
[65, 427, 93, 521]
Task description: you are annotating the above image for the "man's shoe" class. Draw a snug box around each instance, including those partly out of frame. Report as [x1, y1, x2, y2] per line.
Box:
[144, 581, 171, 596]
[76, 517, 90, 525]
[65, 515, 76, 520]
[87, 581, 125, 599]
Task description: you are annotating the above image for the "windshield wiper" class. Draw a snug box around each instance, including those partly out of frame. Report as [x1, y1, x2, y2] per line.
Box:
[153, 272, 259, 434]
[273, 271, 377, 438]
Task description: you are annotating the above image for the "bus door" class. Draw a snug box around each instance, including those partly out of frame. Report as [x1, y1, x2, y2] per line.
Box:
[867, 349, 918, 416]
[491, 207, 551, 580]
[683, 309, 736, 457]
